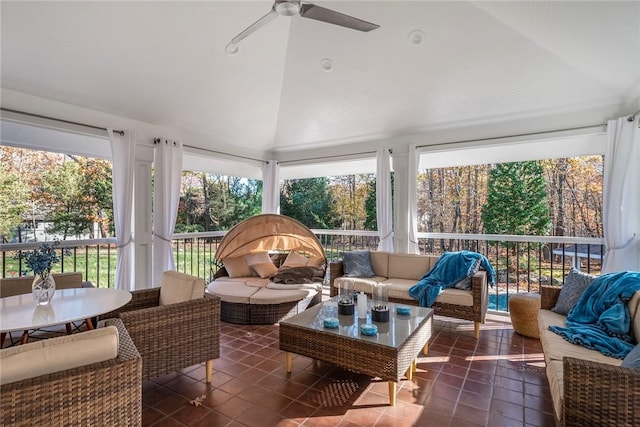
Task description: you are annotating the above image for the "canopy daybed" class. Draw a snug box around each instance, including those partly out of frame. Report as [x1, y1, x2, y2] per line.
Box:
[207, 214, 325, 324]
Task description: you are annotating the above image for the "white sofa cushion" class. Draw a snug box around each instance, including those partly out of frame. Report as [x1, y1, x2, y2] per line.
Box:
[0, 326, 119, 385]
[159, 271, 205, 306]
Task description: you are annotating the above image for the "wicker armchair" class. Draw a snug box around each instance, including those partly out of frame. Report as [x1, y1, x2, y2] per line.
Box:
[1, 318, 142, 426]
[99, 287, 221, 382]
[540, 285, 640, 427]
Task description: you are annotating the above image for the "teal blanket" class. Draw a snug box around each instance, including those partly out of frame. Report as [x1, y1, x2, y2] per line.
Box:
[409, 250, 496, 307]
[549, 271, 640, 359]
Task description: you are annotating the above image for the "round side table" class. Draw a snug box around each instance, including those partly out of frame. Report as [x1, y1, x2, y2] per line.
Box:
[508, 292, 541, 339]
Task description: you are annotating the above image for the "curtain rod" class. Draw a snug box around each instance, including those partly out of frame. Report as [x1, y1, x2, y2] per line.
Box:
[277, 148, 391, 165]
[182, 144, 266, 164]
[1, 107, 124, 135]
[416, 123, 607, 150]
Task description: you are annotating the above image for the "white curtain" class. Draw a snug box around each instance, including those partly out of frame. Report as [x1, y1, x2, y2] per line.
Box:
[261, 160, 280, 214]
[108, 129, 136, 291]
[408, 144, 419, 254]
[602, 115, 640, 273]
[152, 138, 183, 286]
[376, 148, 394, 252]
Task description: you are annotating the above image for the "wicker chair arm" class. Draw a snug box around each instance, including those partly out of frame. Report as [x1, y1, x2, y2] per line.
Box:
[99, 288, 160, 320]
[562, 356, 640, 427]
[540, 285, 562, 310]
[117, 293, 221, 380]
[1, 318, 142, 426]
[329, 261, 344, 297]
[470, 270, 489, 322]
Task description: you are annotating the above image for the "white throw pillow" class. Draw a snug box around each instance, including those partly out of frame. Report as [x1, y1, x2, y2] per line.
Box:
[282, 251, 309, 268]
[159, 271, 205, 306]
[223, 256, 253, 278]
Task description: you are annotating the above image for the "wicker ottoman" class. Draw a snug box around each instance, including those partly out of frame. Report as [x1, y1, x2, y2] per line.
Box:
[509, 292, 541, 339]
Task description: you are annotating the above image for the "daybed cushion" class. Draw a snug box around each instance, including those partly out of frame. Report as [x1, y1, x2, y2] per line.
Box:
[0, 326, 119, 385]
[224, 256, 254, 278]
[249, 286, 318, 305]
[159, 271, 205, 306]
[207, 280, 260, 303]
[252, 262, 278, 279]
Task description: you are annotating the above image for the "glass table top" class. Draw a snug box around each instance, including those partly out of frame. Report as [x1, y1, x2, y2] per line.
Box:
[280, 296, 432, 349]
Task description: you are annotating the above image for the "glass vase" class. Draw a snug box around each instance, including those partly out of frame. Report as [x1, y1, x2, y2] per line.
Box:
[32, 273, 56, 306]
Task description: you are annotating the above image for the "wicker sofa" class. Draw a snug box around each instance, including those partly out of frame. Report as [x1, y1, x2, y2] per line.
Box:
[329, 251, 489, 339]
[0, 318, 142, 426]
[538, 284, 640, 426]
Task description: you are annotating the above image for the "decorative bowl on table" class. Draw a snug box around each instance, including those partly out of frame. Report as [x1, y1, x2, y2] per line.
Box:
[323, 317, 340, 329]
[360, 323, 378, 336]
[396, 306, 411, 315]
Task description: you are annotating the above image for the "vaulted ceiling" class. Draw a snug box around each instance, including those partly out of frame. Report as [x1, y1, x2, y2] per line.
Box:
[2, 1, 639, 163]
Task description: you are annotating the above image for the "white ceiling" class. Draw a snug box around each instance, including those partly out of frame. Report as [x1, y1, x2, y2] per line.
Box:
[1, 1, 639, 165]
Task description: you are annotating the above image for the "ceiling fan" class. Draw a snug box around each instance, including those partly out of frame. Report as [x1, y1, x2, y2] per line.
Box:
[226, 0, 379, 54]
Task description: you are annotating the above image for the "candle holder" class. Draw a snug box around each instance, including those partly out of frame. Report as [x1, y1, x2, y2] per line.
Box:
[338, 279, 355, 316]
[371, 283, 389, 322]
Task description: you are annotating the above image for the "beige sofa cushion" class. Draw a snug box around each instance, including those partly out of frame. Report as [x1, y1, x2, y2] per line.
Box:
[370, 251, 390, 278]
[249, 287, 318, 305]
[436, 289, 474, 306]
[546, 360, 564, 420]
[206, 280, 260, 303]
[0, 325, 119, 385]
[538, 309, 624, 366]
[387, 253, 434, 281]
[335, 276, 386, 294]
[159, 271, 205, 306]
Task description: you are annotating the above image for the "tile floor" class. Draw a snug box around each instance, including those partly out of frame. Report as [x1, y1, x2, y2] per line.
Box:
[141, 315, 555, 427]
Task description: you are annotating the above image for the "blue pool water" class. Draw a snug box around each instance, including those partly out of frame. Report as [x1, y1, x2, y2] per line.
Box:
[489, 293, 510, 312]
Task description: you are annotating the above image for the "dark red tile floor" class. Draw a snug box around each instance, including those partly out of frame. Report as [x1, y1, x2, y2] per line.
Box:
[142, 315, 555, 427]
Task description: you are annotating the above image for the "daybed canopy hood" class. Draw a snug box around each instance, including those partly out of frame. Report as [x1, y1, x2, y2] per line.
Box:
[215, 214, 326, 261]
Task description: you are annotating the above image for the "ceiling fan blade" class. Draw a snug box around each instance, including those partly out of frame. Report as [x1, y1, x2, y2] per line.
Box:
[231, 7, 278, 45]
[299, 4, 379, 32]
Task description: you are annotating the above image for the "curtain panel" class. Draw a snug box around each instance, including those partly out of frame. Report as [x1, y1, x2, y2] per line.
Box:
[602, 115, 640, 273]
[408, 144, 419, 254]
[152, 138, 183, 286]
[261, 160, 280, 214]
[108, 129, 136, 291]
[376, 148, 394, 252]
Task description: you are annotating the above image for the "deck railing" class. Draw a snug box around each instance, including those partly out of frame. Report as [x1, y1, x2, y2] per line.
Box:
[1, 231, 604, 312]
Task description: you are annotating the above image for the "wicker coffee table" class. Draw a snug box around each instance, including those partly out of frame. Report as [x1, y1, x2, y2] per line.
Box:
[279, 297, 433, 405]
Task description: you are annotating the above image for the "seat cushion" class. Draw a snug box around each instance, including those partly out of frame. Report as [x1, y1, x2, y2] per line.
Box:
[546, 360, 564, 420]
[206, 280, 260, 303]
[249, 287, 318, 305]
[335, 276, 386, 294]
[436, 288, 473, 306]
[0, 326, 119, 385]
[159, 271, 205, 306]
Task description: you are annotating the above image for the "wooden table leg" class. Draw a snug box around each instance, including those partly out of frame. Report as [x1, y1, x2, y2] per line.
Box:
[388, 381, 397, 406]
[85, 318, 94, 330]
[206, 360, 213, 383]
[285, 352, 292, 373]
[423, 342, 429, 355]
[21, 330, 29, 344]
[0, 332, 5, 348]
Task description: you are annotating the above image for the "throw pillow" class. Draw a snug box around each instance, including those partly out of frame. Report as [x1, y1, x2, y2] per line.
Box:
[223, 256, 253, 278]
[159, 271, 205, 306]
[342, 251, 375, 278]
[245, 251, 271, 266]
[252, 262, 279, 279]
[282, 251, 309, 268]
[551, 268, 596, 315]
[621, 343, 640, 368]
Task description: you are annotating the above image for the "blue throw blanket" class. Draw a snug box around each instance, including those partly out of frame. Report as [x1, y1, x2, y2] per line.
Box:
[408, 251, 496, 307]
[549, 271, 640, 359]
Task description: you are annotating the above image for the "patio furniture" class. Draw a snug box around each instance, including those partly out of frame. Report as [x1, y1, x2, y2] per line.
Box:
[0, 318, 142, 426]
[330, 251, 489, 338]
[539, 282, 640, 426]
[279, 296, 433, 406]
[99, 272, 221, 382]
[508, 292, 540, 339]
[207, 214, 324, 324]
[0, 287, 131, 346]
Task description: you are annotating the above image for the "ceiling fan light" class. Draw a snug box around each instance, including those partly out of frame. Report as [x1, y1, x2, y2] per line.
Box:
[225, 42, 239, 55]
[275, 1, 300, 16]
